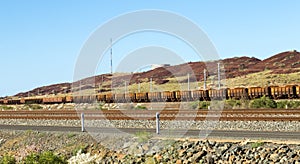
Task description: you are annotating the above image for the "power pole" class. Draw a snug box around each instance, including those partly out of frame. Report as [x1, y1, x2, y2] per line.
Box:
[217, 62, 221, 89]
[138, 82, 141, 93]
[204, 69, 207, 90]
[110, 38, 113, 74]
[150, 78, 153, 92]
[124, 81, 127, 94]
[187, 73, 190, 91]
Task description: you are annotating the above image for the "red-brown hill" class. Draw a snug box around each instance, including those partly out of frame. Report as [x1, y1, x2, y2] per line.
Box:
[13, 50, 300, 97]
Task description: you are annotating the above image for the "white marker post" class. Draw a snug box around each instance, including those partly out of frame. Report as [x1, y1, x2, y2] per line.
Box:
[81, 113, 85, 132]
[156, 112, 160, 134]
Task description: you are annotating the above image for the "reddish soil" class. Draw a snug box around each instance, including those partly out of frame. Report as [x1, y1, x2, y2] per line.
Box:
[14, 50, 300, 97]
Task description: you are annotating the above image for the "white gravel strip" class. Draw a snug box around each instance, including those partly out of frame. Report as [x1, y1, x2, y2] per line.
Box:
[0, 119, 299, 132]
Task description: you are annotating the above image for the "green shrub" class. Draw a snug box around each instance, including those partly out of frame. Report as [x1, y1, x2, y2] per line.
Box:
[224, 99, 241, 109]
[199, 101, 210, 109]
[23, 153, 39, 164]
[277, 100, 300, 109]
[23, 151, 67, 164]
[290, 101, 300, 108]
[135, 105, 147, 110]
[277, 100, 289, 108]
[250, 96, 277, 108]
[0, 105, 13, 110]
[251, 141, 264, 148]
[0, 155, 16, 164]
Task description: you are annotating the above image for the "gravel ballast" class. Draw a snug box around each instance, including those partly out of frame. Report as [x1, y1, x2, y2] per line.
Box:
[0, 119, 299, 132]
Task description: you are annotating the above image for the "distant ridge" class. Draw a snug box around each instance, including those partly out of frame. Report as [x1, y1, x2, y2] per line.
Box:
[14, 50, 300, 97]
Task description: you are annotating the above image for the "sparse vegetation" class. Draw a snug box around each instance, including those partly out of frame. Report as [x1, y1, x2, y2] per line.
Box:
[134, 131, 152, 143]
[251, 141, 264, 148]
[135, 104, 147, 110]
[67, 133, 76, 139]
[0, 105, 13, 110]
[24, 104, 43, 110]
[24, 151, 67, 164]
[0, 154, 16, 164]
[277, 100, 300, 109]
[190, 101, 200, 109]
[190, 101, 211, 109]
[199, 101, 210, 109]
[71, 144, 89, 156]
[250, 96, 277, 108]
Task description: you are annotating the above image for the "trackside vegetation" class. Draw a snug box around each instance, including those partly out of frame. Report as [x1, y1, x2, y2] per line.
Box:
[190, 96, 300, 109]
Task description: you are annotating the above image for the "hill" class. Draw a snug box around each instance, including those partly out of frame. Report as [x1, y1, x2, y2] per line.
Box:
[14, 50, 300, 97]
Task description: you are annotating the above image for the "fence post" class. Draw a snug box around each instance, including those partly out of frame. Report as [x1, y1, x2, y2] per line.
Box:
[81, 113, 85, 132]
[156, 112, 160, 134]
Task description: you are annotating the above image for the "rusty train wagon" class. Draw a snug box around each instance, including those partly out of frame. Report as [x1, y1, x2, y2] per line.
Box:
[65, 96, 73, 103]
[23, 97, 43, 104]
[96, 93, 106, 102]
[114, 93, 126, 103]
[6, 99, 21, 105]
[270, 85, 296, 99]
[161, 91, 176, 102]
[296, 86, 300, 98]
[227, 87, 248, 100]
[175, 90, 191, 101]
[136, 92, 148, 102]
[191, 90, 209, 101]
[148, 92, 162, 102]
[42, 97, 64, 104]
[209, 88, 228, 100]
[248, 87, 271, 99]
[73, 95, 96, 103]
[105, 93, 114, 103]
[125, 93, 136, 102]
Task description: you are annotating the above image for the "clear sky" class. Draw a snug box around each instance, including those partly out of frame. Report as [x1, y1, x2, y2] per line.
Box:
[1, 0, 300, 96]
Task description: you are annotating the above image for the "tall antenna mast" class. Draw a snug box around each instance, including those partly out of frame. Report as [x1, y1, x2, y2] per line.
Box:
[110, 38, 113, 74]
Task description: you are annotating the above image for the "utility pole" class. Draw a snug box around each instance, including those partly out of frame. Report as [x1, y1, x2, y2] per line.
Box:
[217, 62, 221, 89]
[187, 73, 190, 91]
[150, 78, 153, 92]
[79, 81, 82, 91]
[138, 82, 141, 93]
[204, 69, 207, 90]
[124, 81, 127, 94]
[110, 38, 113, 74]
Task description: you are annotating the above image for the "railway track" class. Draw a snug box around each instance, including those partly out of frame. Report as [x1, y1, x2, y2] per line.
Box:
[0, 109, 299, 121]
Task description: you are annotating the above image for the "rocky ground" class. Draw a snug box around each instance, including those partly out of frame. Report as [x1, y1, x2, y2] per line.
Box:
[0, 130, 300, 163]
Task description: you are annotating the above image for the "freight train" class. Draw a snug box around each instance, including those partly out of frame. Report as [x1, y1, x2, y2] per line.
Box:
[0, 85, 299, 105]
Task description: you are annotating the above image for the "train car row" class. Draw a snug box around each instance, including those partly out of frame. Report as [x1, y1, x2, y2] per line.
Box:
[0, 85, 300, 105]
[96, 85, 300, 103]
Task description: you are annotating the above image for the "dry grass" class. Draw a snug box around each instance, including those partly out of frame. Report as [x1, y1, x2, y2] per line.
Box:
[49, 71, 300, 97]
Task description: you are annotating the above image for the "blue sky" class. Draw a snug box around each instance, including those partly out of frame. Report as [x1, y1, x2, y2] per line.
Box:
[0, 0, 300, 96]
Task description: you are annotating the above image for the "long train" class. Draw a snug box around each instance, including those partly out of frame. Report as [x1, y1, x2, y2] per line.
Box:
[0, 85, 299, 105]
